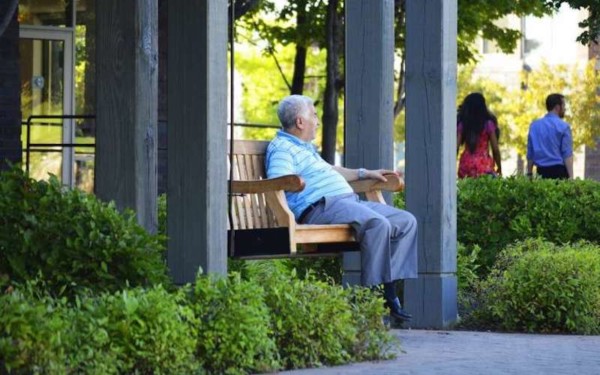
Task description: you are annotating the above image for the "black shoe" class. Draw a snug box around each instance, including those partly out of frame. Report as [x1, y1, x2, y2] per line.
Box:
[386, 297, 412, 321]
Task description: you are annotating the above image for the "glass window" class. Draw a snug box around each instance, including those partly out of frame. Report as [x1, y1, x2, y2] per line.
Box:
[19, 0, 74, 27]
[20, 38, 66, 182]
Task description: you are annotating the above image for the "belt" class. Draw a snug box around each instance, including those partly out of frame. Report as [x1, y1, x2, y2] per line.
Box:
[298, 197, 325, 223]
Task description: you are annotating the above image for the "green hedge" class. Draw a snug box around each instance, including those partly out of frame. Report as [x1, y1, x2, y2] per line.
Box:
[395, 177, 600, 271]
[191, 266, 396, 371]
[0, 288, 69, 373]
[191, 273, 280, 374]
[1, 274, 397, 374]
[0, 284, 198, 374]
[457, 177, 600, 270]
[465, 239, 600, 334]
[0, 168, 169, 297]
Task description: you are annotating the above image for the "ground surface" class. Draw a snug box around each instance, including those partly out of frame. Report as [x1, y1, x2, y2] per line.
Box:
[274, 329, 600, 375]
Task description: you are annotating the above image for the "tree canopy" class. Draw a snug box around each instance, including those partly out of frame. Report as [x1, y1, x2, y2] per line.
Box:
[232, 0, 600, 161]
[545, 0, 600, 45]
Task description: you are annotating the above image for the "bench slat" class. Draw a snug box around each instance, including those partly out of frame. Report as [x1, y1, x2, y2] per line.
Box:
[295, 224, 356, 243]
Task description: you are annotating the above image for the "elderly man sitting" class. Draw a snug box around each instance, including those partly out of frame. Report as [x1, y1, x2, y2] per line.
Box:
[265, 94, 418, 321]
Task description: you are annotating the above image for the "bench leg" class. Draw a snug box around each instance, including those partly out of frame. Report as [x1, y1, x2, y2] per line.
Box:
[342, 252, 362, 287]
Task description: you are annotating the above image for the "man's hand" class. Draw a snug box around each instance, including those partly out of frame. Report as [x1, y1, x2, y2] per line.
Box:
[365, 169, 399, 182]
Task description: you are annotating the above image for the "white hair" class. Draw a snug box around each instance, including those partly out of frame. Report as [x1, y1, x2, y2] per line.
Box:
[277, 95, 314, 129]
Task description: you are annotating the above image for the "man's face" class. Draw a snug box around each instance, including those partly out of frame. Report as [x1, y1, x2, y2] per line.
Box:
[298, 104, 319, 141]
[558, 99, 566, 118]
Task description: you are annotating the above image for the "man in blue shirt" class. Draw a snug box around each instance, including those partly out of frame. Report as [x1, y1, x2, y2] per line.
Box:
[266, 95, 418, 322]
[526, 93, 573, 179]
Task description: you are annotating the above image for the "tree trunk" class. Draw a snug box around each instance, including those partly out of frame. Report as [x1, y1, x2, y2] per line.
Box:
[517, 154, 524, 175]
[290, 3, 308, 95]
[394, 55, 406, 117]
[321, 0, 339, 163]
[291, 44, 307, 94]
[393, 1, 406, 117]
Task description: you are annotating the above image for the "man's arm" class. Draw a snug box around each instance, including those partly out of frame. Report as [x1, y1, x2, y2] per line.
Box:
[332, 166, 397, 182]
[564, 156, 574, 179]
[562, 126, 574, 179]
[526, 130, 534, 177]
[526, 159, 534, 177]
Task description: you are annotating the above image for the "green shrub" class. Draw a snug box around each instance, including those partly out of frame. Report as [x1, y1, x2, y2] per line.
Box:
[0, 168, 169, 297]
[457, 243, 481, 291]
[64, 302, 121, 375]
[74, 286, 199, 374]
[226, 262, 397, 367]
[396, 178, 600, 272]
[0, 289, 68, 374]
[347, 287, 398, 361]
[191, 273, 280, 375]
[263, 270, 354, 369]
[158, 194, 167, 239]
[228, 258, 291, 284]
[456, 243, 481, 317]
[457, 177, 600, 271]
[470, 239, 600, 334]
[262, 270, 397, 369]
[286, 256, 343, 284]
[0, 283, 198, 374]
[229, 257, 343, 285]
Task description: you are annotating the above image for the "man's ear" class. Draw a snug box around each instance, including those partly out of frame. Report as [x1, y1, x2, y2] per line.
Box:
[295, 116, 304, 130]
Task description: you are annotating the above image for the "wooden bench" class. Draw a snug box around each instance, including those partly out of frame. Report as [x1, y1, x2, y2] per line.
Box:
[228, 140, 404, 258]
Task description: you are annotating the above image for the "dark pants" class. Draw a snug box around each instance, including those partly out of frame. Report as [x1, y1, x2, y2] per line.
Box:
[537, 164, 569, 179]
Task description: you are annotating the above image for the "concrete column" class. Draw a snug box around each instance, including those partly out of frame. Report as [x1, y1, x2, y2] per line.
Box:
[167, 0, 228, 283]
[343, 0, 395, 285]
[95, 0, 159, 233]
[404, 0, 458, 328]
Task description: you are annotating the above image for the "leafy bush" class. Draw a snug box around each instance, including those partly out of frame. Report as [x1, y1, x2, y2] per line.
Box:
[286, 256, 343, 284]
[262, 270, 397, 369]
[191, 273, 280, 375]
[0, 168, 169, 297]
[75, 286, 199, 374]
[158, 194, 167, 245]
[0, 284, 199, 374]
[457, 243, 481, 292]
[347, 287, 397, 361]
[467, 239, 600, 334]
[263, 270, 354, 369]
[456, 243, 481, 317]
[0, 289, 69, 373]
[229, 256, 343, 286]
[457, 177, 600, 271]
[395, 177, 600, 272]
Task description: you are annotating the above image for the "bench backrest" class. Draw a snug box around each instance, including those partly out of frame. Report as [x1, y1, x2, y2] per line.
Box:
[229, 140, 280, 230]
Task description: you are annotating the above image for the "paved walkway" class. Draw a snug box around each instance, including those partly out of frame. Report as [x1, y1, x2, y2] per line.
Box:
[275, 329, 600, 375]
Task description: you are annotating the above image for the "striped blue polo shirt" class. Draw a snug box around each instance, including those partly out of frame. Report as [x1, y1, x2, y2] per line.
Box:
[266, 130, 353, 220]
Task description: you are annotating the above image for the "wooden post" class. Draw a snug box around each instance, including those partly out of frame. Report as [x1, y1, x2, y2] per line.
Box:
[344, 0, 395, 286]
[0, 2, 21, 170]
[167, 0, 228, 283]
[404, 0, 458, 328]
[95, 0, 158, 233]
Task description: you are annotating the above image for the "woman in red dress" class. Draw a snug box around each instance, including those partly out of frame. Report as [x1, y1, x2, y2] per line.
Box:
[457, 93, 502, 178]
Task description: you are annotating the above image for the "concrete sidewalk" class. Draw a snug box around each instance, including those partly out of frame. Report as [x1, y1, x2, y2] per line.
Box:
[275, 329, 600, 375]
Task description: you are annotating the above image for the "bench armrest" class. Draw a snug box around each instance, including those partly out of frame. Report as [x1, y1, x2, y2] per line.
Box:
[230, 175, 305, 194]
[349, 173, 404, 193]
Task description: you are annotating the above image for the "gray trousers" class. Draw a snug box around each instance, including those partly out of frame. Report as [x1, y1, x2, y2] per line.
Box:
[303, 193, 418, 286]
